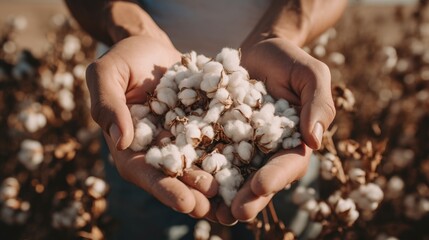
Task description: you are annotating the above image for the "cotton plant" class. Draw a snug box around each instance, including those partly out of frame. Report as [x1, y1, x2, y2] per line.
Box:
[17, 139, 44, 171]
[127, 48, 302, 205]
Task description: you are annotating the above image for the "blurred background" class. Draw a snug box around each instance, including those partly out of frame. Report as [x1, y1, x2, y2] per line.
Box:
[1, 0, 429, 240]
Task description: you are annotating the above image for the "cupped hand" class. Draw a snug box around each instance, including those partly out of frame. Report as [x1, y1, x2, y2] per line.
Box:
[230, 38, 336, 221]
[86, 36, 218, 218]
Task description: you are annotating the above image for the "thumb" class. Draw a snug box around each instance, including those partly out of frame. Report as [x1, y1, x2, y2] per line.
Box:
[86, 59, 134, 150]
[298, 62, 336, 150]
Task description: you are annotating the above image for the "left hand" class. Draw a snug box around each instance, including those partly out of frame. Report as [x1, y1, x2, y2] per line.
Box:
[230, 37, 336, 221]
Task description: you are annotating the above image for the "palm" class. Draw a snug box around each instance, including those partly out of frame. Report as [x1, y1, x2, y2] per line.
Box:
[229, 38, 334, 221]
[104, 36, 181, 104]
[86, 36, 220, 219]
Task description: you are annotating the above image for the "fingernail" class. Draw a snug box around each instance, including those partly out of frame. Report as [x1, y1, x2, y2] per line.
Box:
[109, 123, 122, 150]
[313, 122, 324, 148]
[221, 220, 238, 226]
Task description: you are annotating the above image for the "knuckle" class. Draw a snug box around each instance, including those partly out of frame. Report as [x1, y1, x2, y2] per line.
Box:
[90, 100, 110, 130]
[325, 99, 337, 123]
[85, 62, 97, 83]
[313, 60, 331, 79]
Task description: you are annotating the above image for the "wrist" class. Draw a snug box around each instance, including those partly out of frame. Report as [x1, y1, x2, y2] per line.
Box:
[104, 1, 170, 44]
[241, 1, 310, 50]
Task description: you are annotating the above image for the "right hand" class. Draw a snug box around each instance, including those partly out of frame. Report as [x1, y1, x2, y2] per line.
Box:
[86, 36, 219, 218]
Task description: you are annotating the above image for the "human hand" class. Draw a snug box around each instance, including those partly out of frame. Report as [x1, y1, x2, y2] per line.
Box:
[230, 37, 336, 221]
[86, 36, 218, 218]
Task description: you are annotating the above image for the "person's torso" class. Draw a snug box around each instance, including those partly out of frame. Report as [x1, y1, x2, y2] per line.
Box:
[138, 0, 272, 56]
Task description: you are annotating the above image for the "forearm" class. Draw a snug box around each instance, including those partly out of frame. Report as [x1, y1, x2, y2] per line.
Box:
[64, 0, 169, 46]
[242, 0, 347, 49]
[64, 0, 111, 45]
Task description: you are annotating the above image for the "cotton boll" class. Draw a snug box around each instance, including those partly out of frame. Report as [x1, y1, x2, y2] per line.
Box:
[227, 75, 249, 103]
[160, 70, 176, 85]
[20, 111, 47, 133]
[201, 72, 222, 94]
[251, 103, 275, 127]
[18, 139, 44, 171]
[203, 61, 223, 74]
[215, 167, 243, 206]
[161, 155, 184, 177]
[282, 137, 301, 149]
[129, 118, 156, 151]
[348, 168, 366, 185]
[191, 108, 205, 116]
[219, 187, 238, 207]
[251, 80, 267, 95]
[256, 117, 283, 145]
[174, 66, 192, 85]
[180, 144, 198, 168]
[129, 104, 151, 121]
[335, 198, 359, 226]
[215, 48, 240, 72]
[263, 94, 275, 104]
[223, 120, 253, 143]
[385, 176, 404, 199]
[227, 71, 248, 89]
[178, 72, 203, 90]
[175, 133, 187, 147]
[214, 88, 230, 103]
[318, 201, 332, 218]
[237, 141, 253, 164]
[274, 99, 290, 113]
[181, 51, 199, 72]
[279, 116, 295, 129]
[292, 186, 317, 206]
[222, 145, 235, 162]
[85, 176, 108, 199]
[62, 34, 81, 60]
[18, 102, 47, 133]
[157, 73, 178, 91]
[178, 88, 198, 106]
[54, 72, 74, 90]
[0, 178, 20, 201]
[150, 99, 168, 115]
[234, 104, 252, 120]
[196, 54, 211, 69]
[170, 121, 185, 137]
[188, 115, 205, 127]
[58, 89, 75, 111]
[157, 87, 178, 108]
[320, 160, 335, 181]
[336, 198, 356, 213]
[185, 123, 201, 147]
[302, 199, 319, 214]
[201, 125, 215, 144]
[203, 103, 225, 124]
[160, 144, 184, 177]
[194, 220, 211, 240]
[164, 108, 186, 129]
[202, 152, 229, 174]
[220, 104, 252, 124]
[145, 147, 163, 168]
[350, 183, 384, 211]
[288, 116, 300, 126]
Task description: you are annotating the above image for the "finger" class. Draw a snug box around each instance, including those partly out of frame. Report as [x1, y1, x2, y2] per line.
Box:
[188, 188, 211, 218]
[104, 132, 196, 213]
[216, 201, 238, 226]
[179, 166, 219, 198]
[231, 176, 274, 221]
[205, 199, 219, 222]
[86, 57, 134, 150]
[297, 60, 336, 149]
[251, 145, 311, 196]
